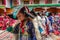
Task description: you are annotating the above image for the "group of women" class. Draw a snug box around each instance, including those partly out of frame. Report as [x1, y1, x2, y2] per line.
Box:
[0, 6, 60, 40]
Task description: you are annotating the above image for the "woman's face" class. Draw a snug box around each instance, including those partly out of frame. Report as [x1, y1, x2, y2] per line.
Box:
[17, 12, 25, 21]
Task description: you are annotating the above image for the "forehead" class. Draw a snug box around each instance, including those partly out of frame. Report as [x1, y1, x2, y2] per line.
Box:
[17, 12, 25, 16]
[17, 12, 22, 15]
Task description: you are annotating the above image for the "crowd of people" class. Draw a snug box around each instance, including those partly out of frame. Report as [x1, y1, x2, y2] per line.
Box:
[0, 6, 60, 40]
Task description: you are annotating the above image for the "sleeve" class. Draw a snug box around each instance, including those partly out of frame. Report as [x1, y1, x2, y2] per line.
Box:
[52, 17, 55, 23]
[32, 18, 42, 39]
[46, 17, 50, 25]
[45, 16, 50, 25]
[32, 18, 38, 29]
[27, 21, 37, 40]
[13, 23, 20, 34]
[26, 21, 35, 36]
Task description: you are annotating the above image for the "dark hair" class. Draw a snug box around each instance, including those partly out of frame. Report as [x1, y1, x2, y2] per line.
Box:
[8, 14, 18, 20]
[30, 10, 37, 17]
[18, 6, 29, 17]
[37, 13, 40, 15]
[18, 6, 36, 19]
[48, 12, 52, 17]
[54, 13, 58, 15]
[41, 13, 45, 16]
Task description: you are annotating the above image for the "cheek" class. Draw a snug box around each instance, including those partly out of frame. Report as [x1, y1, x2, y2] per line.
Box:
[20, 16, 25, 21]
[17, 14, 21, 18]
[17, 14, 25, 21]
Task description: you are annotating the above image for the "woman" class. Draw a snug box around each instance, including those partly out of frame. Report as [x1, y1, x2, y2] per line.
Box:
[30, 10, 42, 40]
[15, 6, 37, 40]
[47, 13, 54, 35]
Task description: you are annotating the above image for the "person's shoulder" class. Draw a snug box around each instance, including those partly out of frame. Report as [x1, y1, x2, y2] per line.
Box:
[26, 20, 33, 26]
[45, 16, 47, 18]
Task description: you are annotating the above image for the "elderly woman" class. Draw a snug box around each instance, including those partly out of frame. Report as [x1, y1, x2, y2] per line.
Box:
[13, 6, 37, 40]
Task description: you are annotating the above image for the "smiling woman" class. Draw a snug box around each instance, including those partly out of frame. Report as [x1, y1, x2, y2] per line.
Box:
[13, 6, 37, 40]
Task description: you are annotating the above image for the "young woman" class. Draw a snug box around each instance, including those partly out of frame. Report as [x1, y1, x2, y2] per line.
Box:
[30, 10, 42, 40]
[14, 6, 37, 40]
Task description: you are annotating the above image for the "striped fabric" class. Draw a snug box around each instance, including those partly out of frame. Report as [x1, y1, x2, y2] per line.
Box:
[0, 30, 13, 40]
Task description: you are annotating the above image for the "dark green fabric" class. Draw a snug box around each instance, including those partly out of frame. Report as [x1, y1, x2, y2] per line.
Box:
[7, 26, 13, 32]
